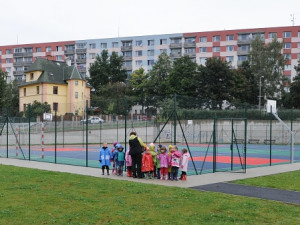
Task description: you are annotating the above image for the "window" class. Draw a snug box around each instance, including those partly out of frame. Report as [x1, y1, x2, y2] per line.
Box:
[213, 46, 220, 52]
[199, 57, 207, 65]
[124, 61, 132, 67]
[89, 53, 96, 59]
[284, 65, 291, 70]
[16, 67, 23, 71]
[238, 55, 248, 61]
[6, 49, 11, 54]
[56, 46, 62, 51]
[56, 55, 63, 61]
[15, 58, 23, 63]
[170, 38, 181, 44]
[100, 43, 107, 48]
[6, 67, 11, 73]
[147, 50, 154, 56]
[160, 49, 167, 54]
[77, 43, 86, 49]
[75, 81, 78, 86]
[123, 51, 132, 57]
[298, 53, 300, 59]
[122, 41, 132, 47]
[199, 36, 207, 42]
[25, 48, 32, 53]
[284, 43, 291, 49]
[136, 60, 143, 66]
[136, 40, 143, 46]
[36, 47, 41, 52]
[66, 45, 75, 51]
[268, 32, 277, 38]
[148, 40, 154, 46]
[14, 48, 22, 53]
[284, 53, 291, 60]
[136, 50, 143, 57]
[200, 47, 207, 53]
[185, 37, 195, 43]
[88, 43, 95, 49]
[6, 58, 12, 63]
[75, 92, 78, 99]
[30, 73, 34, 80]
[36, 86, 39, 94]
[77, 54, 86, 59]
[238, 34, 249, 41]
[213, 35, 220, 42]
[298, 31, 300, 37]
[185, 48, 195, 53]
[226, 45, 234, 52]
[226, 35, 234, 41]
[112, 42, 119, 48]
[0, 50, 2, 55]
[226, 56, 234, 63]
[53, 103, 58, 111]
[147, 60, 154, 66]
[160, 39, 167, 45]
[283, 31, 292, 38]
[46, 47, 52, 52]
[53, 86, 58, 95]
[298, 42, 300, 48]
[24, 88, 26, 96]
[238, 45, 250, 52]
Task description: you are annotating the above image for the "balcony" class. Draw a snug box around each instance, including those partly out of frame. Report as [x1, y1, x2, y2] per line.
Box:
[13, 70, 25, 76]
[78, 68, 86, 73]
[184, 42, 196, 48]
[76, 49, 87, 54]
[13, 61, 33, 67]
[237, 49, 250, 55]
[123, 65, 132, 70]
[121, 46, 132, 51]
[169, 43, 182, 48]
[184, 52, 196, 57]
[76, 59, 86, 64]
[237, 39, 251, 44]
[64, 49, 75, 54]
[123, 56, 132, 61]
[13, 53, 23, 57]
[170, 52, 182, 58]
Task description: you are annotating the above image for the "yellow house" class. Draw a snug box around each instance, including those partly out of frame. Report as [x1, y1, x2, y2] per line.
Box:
[19, 58, 90, 116]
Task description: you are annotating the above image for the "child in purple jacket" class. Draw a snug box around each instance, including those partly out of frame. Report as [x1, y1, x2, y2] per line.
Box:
[157, 146, 169, 180]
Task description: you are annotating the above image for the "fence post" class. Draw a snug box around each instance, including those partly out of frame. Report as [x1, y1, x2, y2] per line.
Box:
[174, 94, 177, 145]
[55, 109, 57, 163]
[269, 106, 272, 166]
[213, 117, 217, 173]
[86, 100, 88, 167]
[28, 105, 31, 161]
[6, 108, 8, 158]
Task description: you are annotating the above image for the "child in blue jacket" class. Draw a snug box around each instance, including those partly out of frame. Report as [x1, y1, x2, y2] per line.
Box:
[116, 144, 125, 176]
[99, 142, 113, 175]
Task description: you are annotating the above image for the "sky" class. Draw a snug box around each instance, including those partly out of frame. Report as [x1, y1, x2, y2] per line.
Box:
[0, 0, 299, 46]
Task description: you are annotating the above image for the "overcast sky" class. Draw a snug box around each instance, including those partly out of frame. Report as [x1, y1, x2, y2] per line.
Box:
[0, 0, 299, 46]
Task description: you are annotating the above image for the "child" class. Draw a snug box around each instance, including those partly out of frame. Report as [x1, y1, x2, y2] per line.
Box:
[111, 142, 118, 175]
[179, 148, 189, 181]
[157, 146, 169, 180]
[149, 143, 157, 178]
[125, 147, 132, 177]
[99, 142, 112, 175]
[170, 145, 181, 181]
[116, 145, 125, 176]
[142, 147, 154, 179]
[167, 145, 173, 180]
[156, 144, 162, 179]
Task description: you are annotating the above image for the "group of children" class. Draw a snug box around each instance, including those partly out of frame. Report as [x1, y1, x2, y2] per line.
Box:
[99, 142, 189, 181]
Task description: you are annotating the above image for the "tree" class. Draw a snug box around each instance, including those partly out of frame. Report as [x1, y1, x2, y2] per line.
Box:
[4, 79, 19, 116]
[286, 60, 300, 108]
[248, 36, 286, 102]
[198, 57, 233, 109]
[0, 69, 7, 113]
[25, 101, 51, 118]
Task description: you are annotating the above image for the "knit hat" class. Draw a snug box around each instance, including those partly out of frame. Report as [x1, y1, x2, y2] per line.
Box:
[118, 145, 124, 150]
[113, 141, 118, 147]
[158, 144, 162, 148]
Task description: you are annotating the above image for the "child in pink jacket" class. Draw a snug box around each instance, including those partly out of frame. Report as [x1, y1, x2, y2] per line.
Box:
[157, 146, 169, 180]
[125, 148, 132, 177]
[179, 148, 189, 181]
[170, 145, 181, 181]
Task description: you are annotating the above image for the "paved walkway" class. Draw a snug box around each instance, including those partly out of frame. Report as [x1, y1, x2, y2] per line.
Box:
[192, 182, 300, 204]
[1, 158, 300, 189]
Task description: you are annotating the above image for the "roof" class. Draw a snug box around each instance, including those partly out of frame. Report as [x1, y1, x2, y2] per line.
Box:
[19, 58, 86, 86]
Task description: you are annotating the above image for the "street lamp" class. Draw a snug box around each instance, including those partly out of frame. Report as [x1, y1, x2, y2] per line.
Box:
[259, 76, 264, 111]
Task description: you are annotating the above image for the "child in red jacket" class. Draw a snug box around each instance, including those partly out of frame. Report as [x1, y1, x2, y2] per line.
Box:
[142, 147, 154, 179]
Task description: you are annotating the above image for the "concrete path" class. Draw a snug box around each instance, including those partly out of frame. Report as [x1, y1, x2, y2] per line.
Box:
[1, 158, 300, 189]
[192, 182, 300, 204]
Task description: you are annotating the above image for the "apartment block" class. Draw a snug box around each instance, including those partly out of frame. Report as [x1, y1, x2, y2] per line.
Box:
[0, 26, 299, 82]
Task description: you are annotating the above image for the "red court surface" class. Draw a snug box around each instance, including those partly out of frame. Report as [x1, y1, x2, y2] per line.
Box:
[191, 156, 290, 165]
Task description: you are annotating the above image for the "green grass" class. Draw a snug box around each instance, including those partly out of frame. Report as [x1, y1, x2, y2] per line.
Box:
[0, 165, 300, 225]
[233, 170, 300, 191]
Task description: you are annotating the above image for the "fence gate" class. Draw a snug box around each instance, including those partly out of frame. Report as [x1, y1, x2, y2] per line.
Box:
[213, 118, 247, 173]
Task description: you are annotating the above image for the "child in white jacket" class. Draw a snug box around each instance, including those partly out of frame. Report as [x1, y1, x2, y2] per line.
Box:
[179, 148, 189, 181]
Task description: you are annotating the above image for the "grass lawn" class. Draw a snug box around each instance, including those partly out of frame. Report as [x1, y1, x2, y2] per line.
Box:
[0, 165, 299, 225]
[233, 170, 300, 191]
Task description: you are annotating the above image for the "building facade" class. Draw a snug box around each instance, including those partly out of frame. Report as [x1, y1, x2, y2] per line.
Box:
[1, 26, 300, 82]
[19, 58, 90, 116]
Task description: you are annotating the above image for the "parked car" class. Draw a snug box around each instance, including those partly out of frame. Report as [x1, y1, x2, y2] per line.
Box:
[80, 116, 104, 124]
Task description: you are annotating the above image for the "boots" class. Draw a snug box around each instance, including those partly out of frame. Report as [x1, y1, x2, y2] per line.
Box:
[181, 175, 187, 181]
[179, 174, 183, 180]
